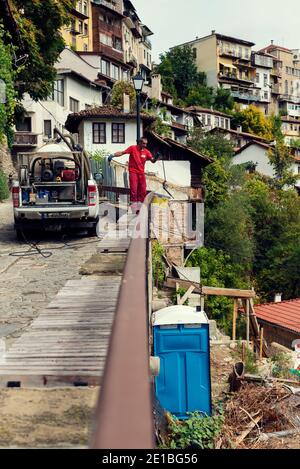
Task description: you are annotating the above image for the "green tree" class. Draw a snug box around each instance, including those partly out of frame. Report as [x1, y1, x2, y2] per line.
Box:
[269, 114, 284, 142]
[268, 142, 296, 188]
[0, 0, 75, 100]
[185, 85, 214, 108]
[0, 23, 16, 144]
[213, 87, 234, 113]
[188, 128, 234, 207]
[111, 81, 136, 111]
[155, 46, 206, 101]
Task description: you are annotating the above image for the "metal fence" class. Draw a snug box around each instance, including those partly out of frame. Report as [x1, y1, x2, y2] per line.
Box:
[90, 193, 155, 449]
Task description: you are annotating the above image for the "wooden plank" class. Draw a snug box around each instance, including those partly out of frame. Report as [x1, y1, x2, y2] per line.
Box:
[232, 299, 238, 341]
[166, 277, 256, 298]
[178, 285, 195, 306]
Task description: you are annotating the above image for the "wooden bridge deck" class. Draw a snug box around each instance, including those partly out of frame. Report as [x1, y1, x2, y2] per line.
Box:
[0, 229, 131, 387]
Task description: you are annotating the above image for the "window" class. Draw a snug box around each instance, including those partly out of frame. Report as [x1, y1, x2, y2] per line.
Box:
[78, 21, 83, 34]
[215, 117, 219, 127]
[285, 80, 288, 94]
[84, 23, 88, 36]
[44, 120, 52, 138]
[239, 46, 242, 58]
[123, 69, 129, 81]
[93, 123, 106, 144]
[207, 115, 211, 126]
[225, 119, 229, 130]
[101, 59, 110, 76]
[264, 74, 268, 86]
[113, 37, 122, 51]
[256, 73, 260, 83]
[112, 123, 125, 143]
[100, 33, 112, 47]
[16, 117, 32, 132]
[264, 91, 268, 100]
[69, 97, 79, 113]
[83, 1, 88, 15]
[111, 64, 119, 80]
[52, 79, 64, 106]
[220, 117, 224, 128]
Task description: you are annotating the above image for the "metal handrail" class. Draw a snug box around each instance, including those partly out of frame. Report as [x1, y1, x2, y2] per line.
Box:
[90, 193, 155, 449]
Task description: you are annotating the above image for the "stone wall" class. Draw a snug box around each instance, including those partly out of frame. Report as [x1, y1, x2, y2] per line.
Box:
[0, 143, 15, 176]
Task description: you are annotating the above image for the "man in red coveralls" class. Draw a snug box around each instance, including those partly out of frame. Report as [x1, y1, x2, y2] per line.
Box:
[109, 137, 157, 213]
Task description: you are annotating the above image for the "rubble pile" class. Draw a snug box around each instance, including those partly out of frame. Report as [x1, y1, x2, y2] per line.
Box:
[219, 383, 300, 449]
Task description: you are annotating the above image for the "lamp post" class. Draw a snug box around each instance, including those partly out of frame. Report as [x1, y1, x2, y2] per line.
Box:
[133, 72, 145, 142]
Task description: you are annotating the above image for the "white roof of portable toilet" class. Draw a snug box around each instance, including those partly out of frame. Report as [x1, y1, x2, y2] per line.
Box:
[153, 305, 208, 326]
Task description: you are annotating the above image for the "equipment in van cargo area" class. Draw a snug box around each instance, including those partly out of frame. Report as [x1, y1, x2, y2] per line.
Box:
[13, 132, 99, 239]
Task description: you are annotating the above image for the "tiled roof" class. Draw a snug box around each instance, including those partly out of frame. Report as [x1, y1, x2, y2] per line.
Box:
[65, 106, 155, 133]
[186, 106, 231, 118]
[255, 299, 300, 334]
[259, 45, 292, 54]
[209, 127, 270, 143]
[234, 141, 271, 155]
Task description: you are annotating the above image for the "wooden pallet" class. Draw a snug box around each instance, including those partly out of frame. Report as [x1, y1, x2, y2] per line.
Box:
[0, 277, 121, 387]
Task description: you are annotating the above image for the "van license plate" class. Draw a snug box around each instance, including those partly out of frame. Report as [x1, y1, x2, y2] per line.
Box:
[45, 213, 70, 219]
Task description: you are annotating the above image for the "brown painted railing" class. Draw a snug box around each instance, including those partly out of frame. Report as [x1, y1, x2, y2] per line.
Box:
[13, 132, 38, 146]
[90, 193, 155, 449]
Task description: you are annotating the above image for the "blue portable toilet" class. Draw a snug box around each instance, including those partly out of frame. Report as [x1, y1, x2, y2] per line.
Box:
[153, 305, 212, 419]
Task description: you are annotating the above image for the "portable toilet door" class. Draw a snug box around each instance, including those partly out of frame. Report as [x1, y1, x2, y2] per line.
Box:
[153, 305, 212, 419]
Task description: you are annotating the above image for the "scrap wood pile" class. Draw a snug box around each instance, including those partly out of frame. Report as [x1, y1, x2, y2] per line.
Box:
[219, 383, 300, 449]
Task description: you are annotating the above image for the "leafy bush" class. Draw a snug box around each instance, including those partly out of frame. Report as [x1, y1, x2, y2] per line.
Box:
[152, 240, 165, 288]
[166, 412, 224, 449]
[271, 352, 293, 379]
[236, 342, 258, 374]
[0, 170, 9, 201]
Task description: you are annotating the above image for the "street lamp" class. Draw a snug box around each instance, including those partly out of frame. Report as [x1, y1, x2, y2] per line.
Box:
[133, 72, 145, 142]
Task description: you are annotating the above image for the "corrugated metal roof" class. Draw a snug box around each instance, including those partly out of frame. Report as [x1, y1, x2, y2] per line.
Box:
[255, 299, 300, 334]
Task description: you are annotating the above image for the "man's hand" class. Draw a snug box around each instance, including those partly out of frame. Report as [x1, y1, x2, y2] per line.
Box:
[152, 152, 162, 163]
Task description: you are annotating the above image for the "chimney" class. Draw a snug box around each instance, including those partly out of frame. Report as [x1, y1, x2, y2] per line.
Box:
[274, 293, 282, 303]
[211, 30, 216, 35]
[271, 40, 274, 45]
[237, 125, 242, 133]
[151, 73, 162, 101]
[123, 93, 130, 114]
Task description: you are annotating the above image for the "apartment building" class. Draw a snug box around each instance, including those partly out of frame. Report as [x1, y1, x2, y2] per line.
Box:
[173, 32, 258, 107]
[260, 43, 300, 118]
[123, 0, 153, 81]
[12, 48, 105, 155]
[62, 0, 93, 52]
[252, 52, 273, 115]
[186, 106, 231, 131]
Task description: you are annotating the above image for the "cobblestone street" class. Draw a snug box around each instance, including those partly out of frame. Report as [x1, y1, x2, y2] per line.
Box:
[0, 199, 101, 348]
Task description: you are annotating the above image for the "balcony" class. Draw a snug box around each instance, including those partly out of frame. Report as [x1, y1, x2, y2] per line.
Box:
[143, 37, 152, 49]
[271, 67, 282, 78]
[99, 19, 122, 36]
[231, 90, 259, 102]
[94, 0, 121, 13]
[218, 72, 254, 85]
[272, 84, 280, 94]
[99, 43, 124, 62]
[71, 7, 89, 20]
[278, 94, 300, 104]
[13, 132, 38, 147]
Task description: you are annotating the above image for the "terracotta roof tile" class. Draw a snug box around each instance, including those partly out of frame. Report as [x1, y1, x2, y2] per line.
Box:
[65, 106, 155, 133]
[255, 299, 300, 334]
